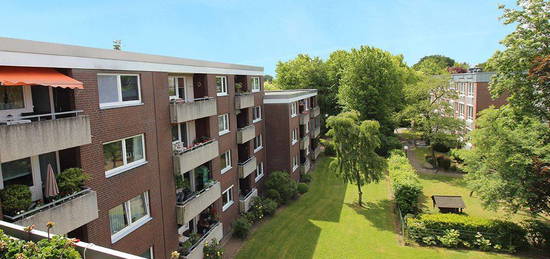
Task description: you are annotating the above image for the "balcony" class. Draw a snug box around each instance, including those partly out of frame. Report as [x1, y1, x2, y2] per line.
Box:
[239, 188, 258, 213]
[176, 181, 221, 225]
[235, 93, 254, 109]
[300, 136, 310, 150]
[173, 140, 219, 174]
[313, 126, 321, 138]
[237, 125, 256, 144]
[0, 114, 91, 163]
[300, 159, 311, 174]
[299, 112, 310, 125]
[170, 98, 217, 123]
[238, 156, 257, 179]
[312, 106, 320, 117]
[311, 145, 321, 160]
[182, 222, 223, 259]
[4, 189, 98, 235]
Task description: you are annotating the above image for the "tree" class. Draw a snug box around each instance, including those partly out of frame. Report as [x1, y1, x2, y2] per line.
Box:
[275, 54, 328, 90]
[324, 50, 350, 116]
[412, 55, 456, 73]
[461, 106, 550, 216]
[326, 111, 387, 206]
[400, 72, 464, 169]
[264, 74, 274, 82]
[264, 80, 281, 90]
[337, 46, 411, 155]
[486, 0, 550, 120]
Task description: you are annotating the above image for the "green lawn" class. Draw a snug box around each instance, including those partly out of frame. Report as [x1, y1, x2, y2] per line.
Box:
[236, 156, 518, 259]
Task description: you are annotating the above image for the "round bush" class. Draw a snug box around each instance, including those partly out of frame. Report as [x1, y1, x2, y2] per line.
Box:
[56, 168, 90, 196]
[262, 198, 278, 216]
[436, 155, 451, 170]
[300, 173, 312, 183]
[0, 185, 32, 216]
[432, 143, 451, 153]
[232, 217, 251, 239]
[297, 183, 309, 194]
[266, 189, 281, 204]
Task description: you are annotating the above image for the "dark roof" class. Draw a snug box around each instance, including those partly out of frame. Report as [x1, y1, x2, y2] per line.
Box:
[431, 195, 466, 209]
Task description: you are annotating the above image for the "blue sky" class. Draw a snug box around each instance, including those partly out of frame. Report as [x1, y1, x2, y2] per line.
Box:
[1, 0, 515, 75]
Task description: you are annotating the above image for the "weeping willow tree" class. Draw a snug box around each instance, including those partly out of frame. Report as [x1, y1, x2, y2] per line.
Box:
[326, 111, 387, 206]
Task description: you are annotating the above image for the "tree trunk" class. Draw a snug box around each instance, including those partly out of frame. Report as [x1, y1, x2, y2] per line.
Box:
[355, 171, 363, 206]
[431, 145, 439, 173]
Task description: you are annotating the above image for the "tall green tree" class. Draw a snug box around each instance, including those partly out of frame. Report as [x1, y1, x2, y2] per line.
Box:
[326, 111, 387, 206]
[337, 46, 411, 154]
[401, 72, 465, 169]
[462, 106, 550, 215]
[412, 55, 456, 73]
[487, 0, 550, 120]
[275, 54, 328, 90]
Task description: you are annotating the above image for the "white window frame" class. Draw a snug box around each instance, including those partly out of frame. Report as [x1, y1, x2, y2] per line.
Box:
[459, 103, 465, 117]
[220, 150, 232, 174]
[110, 191, 152, 243]
[254, 134, 263, 153]
[255, 162, 264, 182]
[292, 156, 299, 172]
[253, 106, 262, 123]
[467, 84, 474, 97]
[222, 185, 234, 211]
[216, 76, 228, 96]
[168, 76, 186, 101]
[104, 134, 147, 178]
[98, 74, 142, 109]
[218, 114, 230, 136]
[251, 77, 261, 92]
[290, 102, 297, 117]
[466, 105, 474, 120]
[291, 128, 298, 145]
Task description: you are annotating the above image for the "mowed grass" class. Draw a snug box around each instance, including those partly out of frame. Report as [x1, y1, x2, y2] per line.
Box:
[236, 156, 518, 259]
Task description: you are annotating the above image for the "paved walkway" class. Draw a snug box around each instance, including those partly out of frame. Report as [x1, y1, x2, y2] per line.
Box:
[404, 142, 464, 178]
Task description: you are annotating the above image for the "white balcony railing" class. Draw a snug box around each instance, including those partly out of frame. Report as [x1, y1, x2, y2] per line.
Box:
[239, 188, 258, 213]
[300, 159, 311, 174]
[176, 181, 221, 225]
[173, 140, 219, 174]
[237, 125, 256, 144]
[182, 222, 224, 259]
[238, 156, 257, 179]
[235, 93, 254, 109]
[299, 112, 310, 125]
[170, 97, 217, 123]
[300, 136, 310, 150]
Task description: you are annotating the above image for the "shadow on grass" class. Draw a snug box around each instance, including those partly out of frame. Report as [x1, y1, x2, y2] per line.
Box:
[236, 156, 348, 259]
[345, 199, 396, 234]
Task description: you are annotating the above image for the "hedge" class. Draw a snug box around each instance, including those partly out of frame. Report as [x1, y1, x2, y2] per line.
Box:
[388, 151, 422, 215]
[407, 213, 527, 253]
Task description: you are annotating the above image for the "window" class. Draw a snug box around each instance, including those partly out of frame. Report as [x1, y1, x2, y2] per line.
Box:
[0, 86, 24, 110]
[290, 102, 297, 117]
[171, 123, 188, 146]
[467, 105, 474, 120]
[218, 114, 230, 135]
[103, 134, 146, 177]
[467, 84, 474, 97]
[168, 76, 186, 100]
[255, 162, 264, 182]
[216, 76, 227, 96]
[222, 186, 234, 211]
[98, 74, 141, 108]
[251, 77, 261, 92]
[1, 158, 33, 187]
[459, 103, 465, 117]
[292, 156, 298, 171]
[254, 135, 263, 152]
[139, 247, 153, 259]
[291, 128, 298, 145]
[304, 99, 309, 111]
[109, 192, 151, 243]
[220, 150, 232, 174]
[305, 121, 309, 133]
[253, 106, 262, 122]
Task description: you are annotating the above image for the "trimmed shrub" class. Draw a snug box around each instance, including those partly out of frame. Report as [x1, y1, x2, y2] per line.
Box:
[407, 213, 527, 253]
[266, 189, 281, 204]
[56, 168, 90, 196]
[265, 171, 298, 204]
[233, 217, 252, 239]
[320, 139, 336, 156]
[262, 198, 278, 216]
[436, 155, 451, 170]
[425, 154, 435, 166]
[247, 197, 265, 223]
[388, 151, 422, 215]
[297, 183, 309, 194]
[432, 142, 450, 153]
[300, 173, 312, 183]
[522, 220, 550, 250]
[0, 184, 32, 216]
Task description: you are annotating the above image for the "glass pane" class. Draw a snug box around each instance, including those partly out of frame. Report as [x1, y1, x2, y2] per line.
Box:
[216, 77, 222, 93]
[179, 123, 187, 146]
[98, 75, 119, 104]
[222, 191, 228, 205]
[1, 158, 33, 187]
[220, 152, 227, 169]
[129, 193, 147, 223]
[177, 78, 186, 99]
[171, 125, 179, 142]
[104, 141, 123, 171]
[121, 75, 139, 101]
[126, 135, 144, 164]
[109, 204, 128, 235]
[168, 77, 176, 97]
[0, 86, 24, 110]
[218, 116, 224, 132]
[140, 248, 152, 259]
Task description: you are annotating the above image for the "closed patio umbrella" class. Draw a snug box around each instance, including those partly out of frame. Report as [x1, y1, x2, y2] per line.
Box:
[44, 164, 59, 199]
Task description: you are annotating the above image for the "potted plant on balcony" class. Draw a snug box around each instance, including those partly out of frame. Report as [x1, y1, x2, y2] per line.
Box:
[56, 168, 90, 197]
[0, 184, 32, 216]
[235, 82, 244, 94]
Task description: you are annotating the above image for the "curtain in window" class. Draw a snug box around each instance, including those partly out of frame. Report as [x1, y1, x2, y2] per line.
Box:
[109, 204, 128, 235]
[98, 75, 119, 104]
[0, 86, 24, 110]
[126, 135, 144, 163]
[129, 194, 147, 222]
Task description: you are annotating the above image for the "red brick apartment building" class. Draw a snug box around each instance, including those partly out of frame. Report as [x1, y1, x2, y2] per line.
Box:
[0, 37, 267, 259]
[447, 71, 507, 132]
[264, 90, 321, 182]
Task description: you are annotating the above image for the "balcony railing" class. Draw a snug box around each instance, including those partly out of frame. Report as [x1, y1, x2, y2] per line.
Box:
[182, 222, 223, 259]
[170, 97, 217, 123]
[0, 112, 91, 163]
[4, 188, 98, 235]
[300, 159, 311, 174]
[239, 188, 258, 213]
[299, 112, 310, 125]
[300, 135, 310, 150]
[311, 145, 322, 160]
[238, 156, 257, 179]
[173, 140, 219, 174]
[313, 126, 321, 138]
[237, 125, 256, 144]
[176, 181, 221, 225]
[312, 106, 320, 117]
[235, 93, 254, 109]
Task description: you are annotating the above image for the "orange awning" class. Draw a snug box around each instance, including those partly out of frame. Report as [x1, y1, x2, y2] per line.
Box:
[0, 66, 83, 89]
